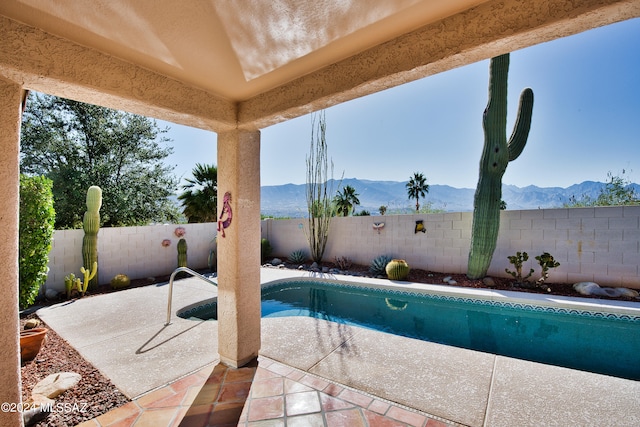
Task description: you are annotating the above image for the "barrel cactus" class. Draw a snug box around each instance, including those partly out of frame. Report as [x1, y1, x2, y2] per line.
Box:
[177, 238, 188, 268]
[385, 259, 410, 281]
[467, 54, 534, 279]
[110, 274, 131, 289]
[82, 186, 102, 290]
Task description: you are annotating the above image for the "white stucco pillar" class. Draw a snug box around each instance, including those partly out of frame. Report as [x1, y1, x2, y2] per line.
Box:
[0, 77, 24, 426]
[216, 129, 261, 368]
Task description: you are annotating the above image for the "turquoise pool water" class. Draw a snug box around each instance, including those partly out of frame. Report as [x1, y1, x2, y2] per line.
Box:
[178, 280, 640, 380]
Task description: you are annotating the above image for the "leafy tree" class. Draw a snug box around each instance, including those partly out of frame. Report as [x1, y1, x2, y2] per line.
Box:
[379, 205, 387, 215]
[406, 172, 430, 212]
[178, 163, 218, 222]
[20, 93, 181, 228]
[564, 171, 639, 207]
[334, 185, 360, 216]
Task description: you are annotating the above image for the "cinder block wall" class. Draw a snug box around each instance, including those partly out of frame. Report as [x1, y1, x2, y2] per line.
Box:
[262, 206, 640, 289]
[44, 207, 640, 293]
[45, 223, 218, 292]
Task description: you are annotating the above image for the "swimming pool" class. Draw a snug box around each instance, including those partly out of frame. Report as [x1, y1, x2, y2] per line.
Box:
[177, 279, 640, 380]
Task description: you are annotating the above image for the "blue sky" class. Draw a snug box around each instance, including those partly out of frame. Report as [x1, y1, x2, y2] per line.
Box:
[161, 18, 640, 190]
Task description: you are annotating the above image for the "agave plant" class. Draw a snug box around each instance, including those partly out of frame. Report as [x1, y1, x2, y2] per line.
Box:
[370, 255, 392, 276]
[288, 249, 308, 264]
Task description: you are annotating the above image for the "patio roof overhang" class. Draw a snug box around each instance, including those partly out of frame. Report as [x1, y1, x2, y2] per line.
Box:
[1, 0, 638, 133]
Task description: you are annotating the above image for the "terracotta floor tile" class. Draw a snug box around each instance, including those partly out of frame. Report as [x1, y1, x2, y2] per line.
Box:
[133, 407, 181, 427]
[94, 401, 141, 426]
[425, 418, 450, 427]
[246, 419, 285, 427]
[136, 387, 176, 408]
[337, 389, 373, 408]
[324, 408, 367, 427]
[285, 369, 305, 381]
[368, 399, 391, 415]
[218, 381, 251, 403]
[247, 396, 284, 422]
[191, 383, 221, 406]
[386, 406, 428, 426]
[265, 362, 294, 377]
[225, 366, 256, 383]
[250, 377, 284, 398]
[208, 401, 246, 426]
[204, 364, 228, 385]
[105, 412, 140, 427]
[319, 393, 355, 412]
[253, 367, 280, 380]
[285, 390, 321, 416]
[363, 409, 407, 427]
[177, 404, 213, 427]
[287, 412, 326, 427]
[298, 374, 330, 391]
[323, 383, 344, 397]
[170, 373, 207, 393]
[180, 384, 205, 407]
[283, 378, 314, 394]
[143, 387, 189, 408]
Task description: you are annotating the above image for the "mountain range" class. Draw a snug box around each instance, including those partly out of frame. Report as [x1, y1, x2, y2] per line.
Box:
[260, 178, 640, 217]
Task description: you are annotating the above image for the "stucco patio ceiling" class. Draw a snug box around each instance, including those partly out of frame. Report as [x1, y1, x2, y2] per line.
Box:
[1, 0, 639, 131]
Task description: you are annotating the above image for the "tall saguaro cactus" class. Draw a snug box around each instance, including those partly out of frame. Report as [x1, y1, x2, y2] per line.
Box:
[82, 186, 102, 289]
[467, 54, 534, 279]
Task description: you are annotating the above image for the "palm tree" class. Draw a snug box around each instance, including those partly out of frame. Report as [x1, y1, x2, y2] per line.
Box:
[406, 172, 429, 212]
[178, 163, 218, 223]
[334, 185, 360, 216]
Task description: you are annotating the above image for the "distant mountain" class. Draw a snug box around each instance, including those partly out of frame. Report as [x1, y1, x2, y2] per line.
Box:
[260, 178, 640, 217]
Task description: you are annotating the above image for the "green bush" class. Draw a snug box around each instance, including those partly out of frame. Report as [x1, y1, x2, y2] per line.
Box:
[19, 175, 56, 309]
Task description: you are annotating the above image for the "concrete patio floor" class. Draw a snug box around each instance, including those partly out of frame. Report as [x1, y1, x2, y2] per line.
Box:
[37, 268, 640, 426]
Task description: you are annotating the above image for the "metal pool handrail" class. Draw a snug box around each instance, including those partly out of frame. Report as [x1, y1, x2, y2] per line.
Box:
[165, 267, 217, 326]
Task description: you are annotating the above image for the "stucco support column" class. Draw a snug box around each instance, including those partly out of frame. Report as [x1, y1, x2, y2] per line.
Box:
[216, 129, 261, 368]
[0, 77, 24, 426]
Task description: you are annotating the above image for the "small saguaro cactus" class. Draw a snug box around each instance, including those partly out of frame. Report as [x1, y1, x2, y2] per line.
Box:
[82, 186, 102, 290]
[177, 238, 188, 268]
[467, 54, 534, 279]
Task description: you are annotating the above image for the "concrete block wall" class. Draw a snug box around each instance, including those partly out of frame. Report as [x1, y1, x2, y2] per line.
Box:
[45, 223, 218, 293]
[262, 206, 640, 289]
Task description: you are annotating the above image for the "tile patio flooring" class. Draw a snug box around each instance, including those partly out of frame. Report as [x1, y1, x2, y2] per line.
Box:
[76, 356, 448, 427]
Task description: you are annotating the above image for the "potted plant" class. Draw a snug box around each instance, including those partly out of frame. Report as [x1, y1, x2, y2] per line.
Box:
[20, 327, 48, 362]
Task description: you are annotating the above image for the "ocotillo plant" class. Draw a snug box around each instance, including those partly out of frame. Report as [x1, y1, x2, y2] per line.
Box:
[467, 54, 534, 279]
[82, 186, 102, 289]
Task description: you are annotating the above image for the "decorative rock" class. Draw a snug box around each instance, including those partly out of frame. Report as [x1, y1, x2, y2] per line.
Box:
[482, 277, 496, 287]
[32, 372, 81, 398]
[322, 266, 330, 273]
[310, 262, 319, 269]
[448, 280, 457, 285]
[442, 276, 452, 283]
[45, 289, 58, 300]
[573, 282, 639, 298]
[271, 258, 283, 266]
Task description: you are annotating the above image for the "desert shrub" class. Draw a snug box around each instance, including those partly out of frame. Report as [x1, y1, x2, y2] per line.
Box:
[19, 175, 55, 308]
[334, 256, 352, 270]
